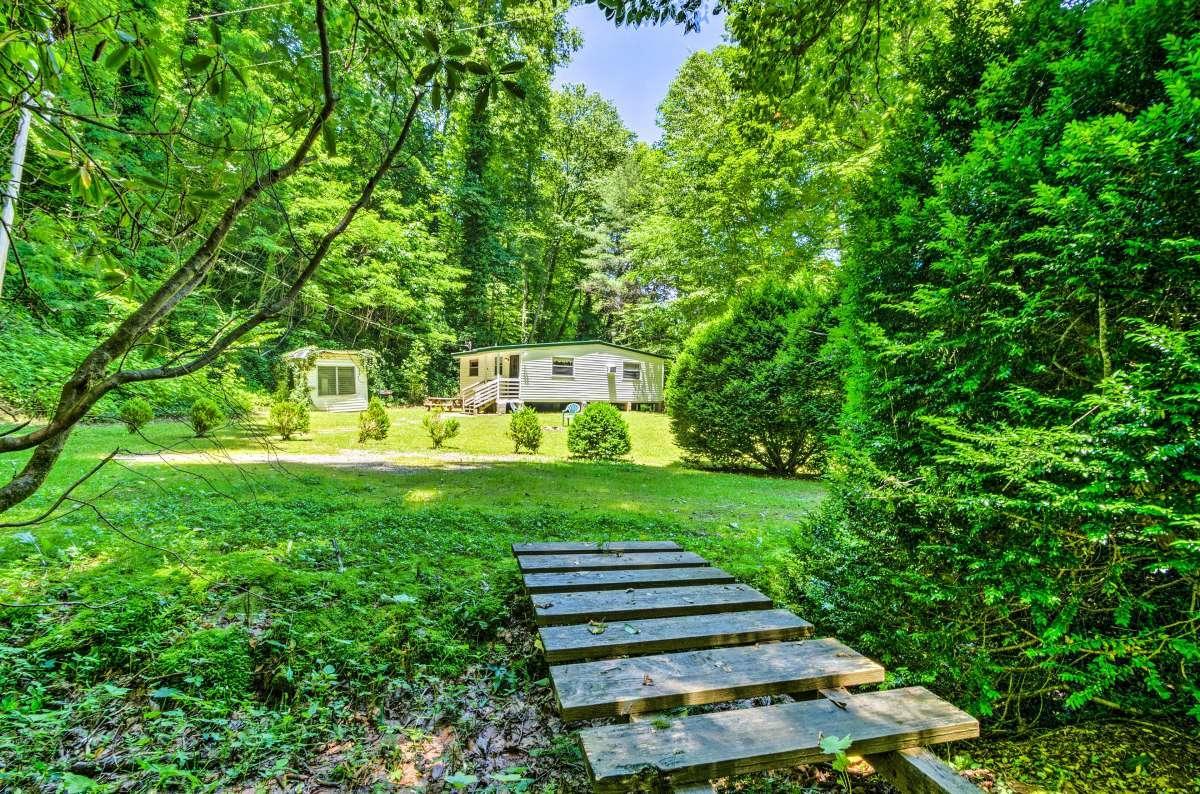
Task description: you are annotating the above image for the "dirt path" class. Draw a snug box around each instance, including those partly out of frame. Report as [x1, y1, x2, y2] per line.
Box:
[119, 447, 552, 473]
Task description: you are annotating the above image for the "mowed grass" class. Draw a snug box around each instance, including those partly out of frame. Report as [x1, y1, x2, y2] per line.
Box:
[193, 407, 821, 543]
[0, 407, 825, 791]
[285, 405, 687, 465]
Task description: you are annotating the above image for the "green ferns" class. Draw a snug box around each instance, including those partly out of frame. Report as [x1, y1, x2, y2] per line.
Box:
[801, 0, 1200, 725]
[155, 627, 253, 700]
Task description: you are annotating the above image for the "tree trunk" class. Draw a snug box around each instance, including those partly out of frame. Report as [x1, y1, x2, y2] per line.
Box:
[528, 239, 561, 341]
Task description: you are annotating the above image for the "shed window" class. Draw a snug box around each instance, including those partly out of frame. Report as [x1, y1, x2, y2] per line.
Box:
[468, 359, 479, 376]
[317, 365, 357, 396]
[623, 361, 641, 381]
[552, 357, 574, 376]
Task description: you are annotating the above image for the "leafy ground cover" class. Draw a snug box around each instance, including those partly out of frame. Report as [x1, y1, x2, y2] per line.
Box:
[1, 409, 1194, 791]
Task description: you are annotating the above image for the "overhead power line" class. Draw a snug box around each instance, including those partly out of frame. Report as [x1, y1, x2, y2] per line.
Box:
[188, 2, 289, 21]
[188, 1, 560, 32]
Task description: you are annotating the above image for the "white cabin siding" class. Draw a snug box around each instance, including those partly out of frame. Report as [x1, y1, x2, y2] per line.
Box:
[455, 343, 666, 405]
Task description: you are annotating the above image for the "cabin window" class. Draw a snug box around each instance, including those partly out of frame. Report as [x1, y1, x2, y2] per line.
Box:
[552, 356, 574, 376]
[468, 359, 479, 376]
[623, 361, 641, 381]
[317, 365, 357, 396]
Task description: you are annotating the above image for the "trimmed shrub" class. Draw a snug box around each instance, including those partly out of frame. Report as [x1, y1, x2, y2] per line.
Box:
[269, 400, 309, 440]
[188, 397, 226, 437]
[118, 397, 153, 434]
[422, 408, 460, 449]
[358, 397, 391, 442]
[666, 281, 839, 475]
[567, 402, 631, 460]
[507, 406, 543, 453]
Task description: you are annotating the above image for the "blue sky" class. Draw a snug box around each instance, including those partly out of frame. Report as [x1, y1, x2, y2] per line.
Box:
[552, 4, 725, 143]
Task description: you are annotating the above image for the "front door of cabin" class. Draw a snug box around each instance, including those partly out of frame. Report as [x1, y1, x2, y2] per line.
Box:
[507, 354, 520, 378]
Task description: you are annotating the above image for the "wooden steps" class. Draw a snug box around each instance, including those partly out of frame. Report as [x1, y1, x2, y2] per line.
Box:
[866, 747, 986, 794]
[540, 609, 813, 663]
[514, 540, 683, 555]
[517, 550, 709, 573]
[552, 638, 884, 719]
[533, 583, 772, 626]
[511, 541, 981, 793]
[580, 686, 979, 792]
[524, 566, 736, 593]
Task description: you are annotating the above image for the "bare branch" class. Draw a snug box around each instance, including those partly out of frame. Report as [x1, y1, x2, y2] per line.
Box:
[115, 87, 428, 386]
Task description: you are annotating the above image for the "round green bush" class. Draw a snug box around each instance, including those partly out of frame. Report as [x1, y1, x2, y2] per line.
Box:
[269, 399, 309, 440]
[118, 397, 154, 434]
[507, 406, 543, 453]
[567, 402, 631, 460]
[188, 397, 226, 437]
[666, 280, 839, 475]
[358, 397, 391, 442]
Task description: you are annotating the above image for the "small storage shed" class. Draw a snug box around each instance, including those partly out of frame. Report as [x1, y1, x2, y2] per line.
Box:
[446, 340, 668, 413]
[283, 347, 369, 412]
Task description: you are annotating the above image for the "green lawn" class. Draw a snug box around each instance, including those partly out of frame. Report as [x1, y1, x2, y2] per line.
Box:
[0, 408, 825, 791]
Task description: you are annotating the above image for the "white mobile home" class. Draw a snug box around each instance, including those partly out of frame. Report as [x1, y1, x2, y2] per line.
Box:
[283, 347, 369, 412]
[442, 341, 668, 414]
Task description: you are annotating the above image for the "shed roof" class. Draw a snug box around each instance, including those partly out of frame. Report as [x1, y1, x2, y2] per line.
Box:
[282, 346, 365, 360]
[451, 340, 670, 361]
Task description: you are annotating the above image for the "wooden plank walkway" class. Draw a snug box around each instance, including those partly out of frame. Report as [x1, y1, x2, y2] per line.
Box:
[517, 550, 709, 572]
[524, 566, 736, 593]
[514, 540, 981, 793]
[540, 609, 813, 663]
[582, 687, 978, 792]
[514, 540, 683, 555]
[532, 583, 772, 626]
[553, 639, 884, 719]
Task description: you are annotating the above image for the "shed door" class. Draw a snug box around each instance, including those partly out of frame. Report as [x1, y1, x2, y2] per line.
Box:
[508, 354, 520, 378]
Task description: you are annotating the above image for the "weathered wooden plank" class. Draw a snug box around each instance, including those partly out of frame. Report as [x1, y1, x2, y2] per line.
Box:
[819, 684, 981, 791]
[512, 541, 682, 555]
[866, 747, 982, 794]
[552, 638, 884, 720]
[629, 715, 717, 793]
[580, 686, 980, 793]
[518, 551, 709, 573]
[524, 566, 736, 594]
[540, 609, 813, 663]
[533, 583, 771, 627]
